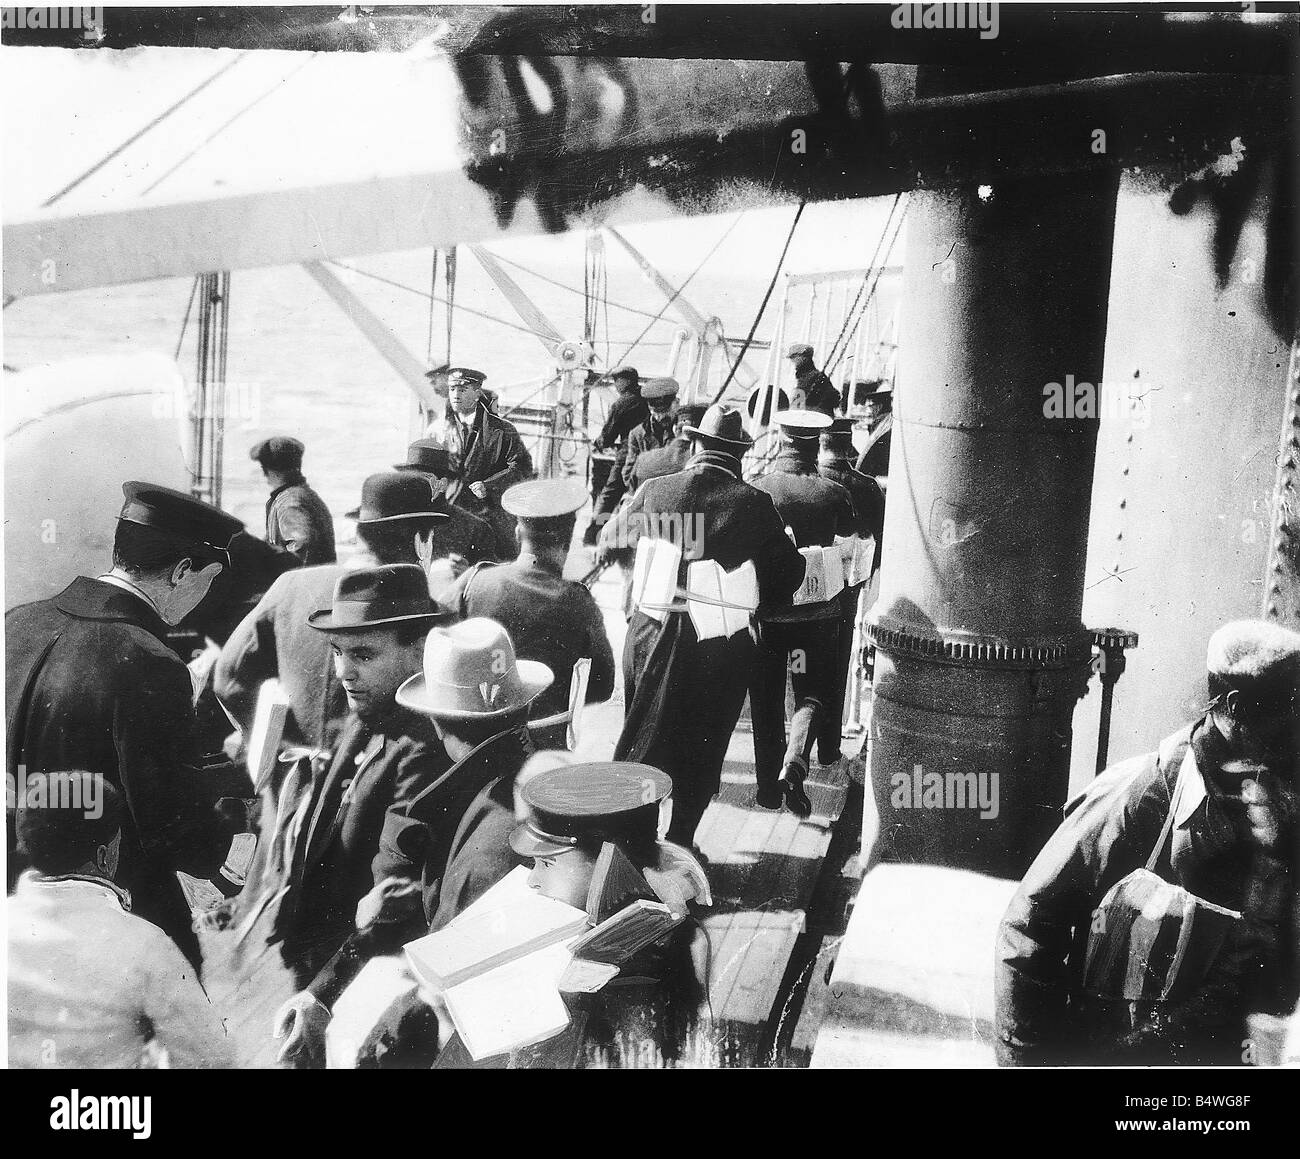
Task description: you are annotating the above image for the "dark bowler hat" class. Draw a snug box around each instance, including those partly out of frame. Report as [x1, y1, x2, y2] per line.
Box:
[786, 342, 815, 360]
[446, 367, 487, 388]
[641, 376, 680, 401]
[397, 618, 553, 719]
[502, 477, 587, 520]
[344, 472, 448, 526]
[394, 439, 454, 477]
[118, 482, 243, 554]
[308, 564, 450, 632]
[684, 403, 753, 450]
[860, 378, 893, 396]
[510, 762, 673, 858]
[775, 408, 832, 440]
[249, 436, 304, 471]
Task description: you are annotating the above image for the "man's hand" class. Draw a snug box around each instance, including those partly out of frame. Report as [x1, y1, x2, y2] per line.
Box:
[356, 876, 423, 930]
[272, 992, 331, 1066]
[469, 481, 489, 500]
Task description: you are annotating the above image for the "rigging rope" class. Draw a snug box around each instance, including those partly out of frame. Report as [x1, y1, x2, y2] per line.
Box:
[608, 211, 747, 369]
[824, 194, 908, 377]
[711, 200, 807, 406]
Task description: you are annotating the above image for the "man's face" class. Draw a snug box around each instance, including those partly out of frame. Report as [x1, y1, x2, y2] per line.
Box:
[329, 627, 424, 721]
[864, 396, 891, 424]
[156, 557, 225, 626]
[527, 848, 598, 909]
[648, 398, 675, 421]
[448, 380, 481, 416]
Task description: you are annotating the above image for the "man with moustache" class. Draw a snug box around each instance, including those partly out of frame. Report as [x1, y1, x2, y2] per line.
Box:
[996, 621, 1300, 1066]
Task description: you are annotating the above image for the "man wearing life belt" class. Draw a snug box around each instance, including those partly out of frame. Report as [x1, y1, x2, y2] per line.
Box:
[996, 620, 1300, 1066]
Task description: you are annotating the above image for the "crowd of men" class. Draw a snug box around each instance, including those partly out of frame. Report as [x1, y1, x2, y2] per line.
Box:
[7, 344, 1294, 1070]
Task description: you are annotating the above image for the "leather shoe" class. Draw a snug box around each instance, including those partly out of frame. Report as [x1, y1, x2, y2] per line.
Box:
[781, 771, 813, 819]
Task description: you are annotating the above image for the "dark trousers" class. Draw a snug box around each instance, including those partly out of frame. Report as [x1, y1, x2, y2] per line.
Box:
[750, 616, 841, 792]
[594, 444, 630, 520]
[616, 613, 753, 847]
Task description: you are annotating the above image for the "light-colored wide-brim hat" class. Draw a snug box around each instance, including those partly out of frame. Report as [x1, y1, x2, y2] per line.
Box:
[397, 617, 553, 719]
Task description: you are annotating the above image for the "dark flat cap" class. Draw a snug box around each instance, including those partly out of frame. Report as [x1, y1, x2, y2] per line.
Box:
[641, 376, 681, 401]
[786, 342, 815, 359]
[119, 482, 243, 552]
[249, 436, 305, 471]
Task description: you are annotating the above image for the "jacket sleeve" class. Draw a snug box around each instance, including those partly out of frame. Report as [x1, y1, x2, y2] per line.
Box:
[143, 928, 236, 1068]
[213, 579, 283, 735]
[994, 758, 1162, 1066]
[274, 495, 322, 565]
[578, 587, 616, 704]
[621, 430, 645, 489]
[113, 647, 229, 877]
[370, 744, 447, 887]
[597, 480, 646, 565]
[481, 426, 534, 500]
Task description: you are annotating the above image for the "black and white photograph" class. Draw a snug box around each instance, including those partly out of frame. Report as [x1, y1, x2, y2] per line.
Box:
[1, 0, 1297, 1123]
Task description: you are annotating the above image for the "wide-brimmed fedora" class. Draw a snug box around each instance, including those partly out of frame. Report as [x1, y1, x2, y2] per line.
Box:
[683, 403, 753, 450]
[344, 471, 449, 525]
[397, 617, 553, 719]
[307, 564, 452, 632]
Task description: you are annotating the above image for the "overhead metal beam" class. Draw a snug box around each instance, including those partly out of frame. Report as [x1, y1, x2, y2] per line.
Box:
[302, 260, 439, 409]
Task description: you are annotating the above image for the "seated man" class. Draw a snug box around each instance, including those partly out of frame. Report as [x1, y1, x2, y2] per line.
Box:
[360, 760, 712, 1069]
[996, 620, 1300, 1066]
[271, 565, 454, 1068]
[9, 772, 234, 1069]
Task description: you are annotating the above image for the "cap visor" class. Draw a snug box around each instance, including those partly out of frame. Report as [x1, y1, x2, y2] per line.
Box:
[509, 823, 575, 858]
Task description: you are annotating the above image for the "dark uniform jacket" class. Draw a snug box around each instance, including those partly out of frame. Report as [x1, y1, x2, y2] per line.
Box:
[5, 578, 231, 949]
[214, 563, 351, 754]
[443, 401, 535, 558]
[276, 707, 451, 1000]
[751, 451, 856, 622]
[793, 365, 840, 416]
[628, 438, 692, 491]
[379, 725, 535, 932]
[448, 556, 616, 726]
[266, 475, 336, 566]
[621, 413, 677, 489]
[996, 719, 1295, 1067]
[820, 457, 885, 570]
